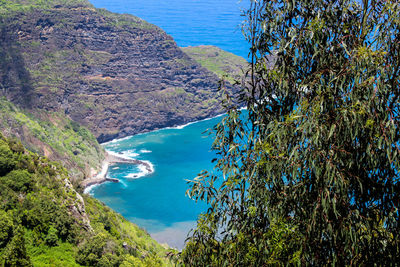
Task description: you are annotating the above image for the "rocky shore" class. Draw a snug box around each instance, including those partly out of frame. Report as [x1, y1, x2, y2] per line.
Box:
[81, 151, 153, 190]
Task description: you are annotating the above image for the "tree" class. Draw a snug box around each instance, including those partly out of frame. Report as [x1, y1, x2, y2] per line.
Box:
[183, 0, 400, 265]
[76, 233, 121, 266]
[0, 210, 13, 248]
[0, 138, 16, 176]
[3, 226, 32, 267]
[1, 169, 34, 193]
[45, 226, 58, 247]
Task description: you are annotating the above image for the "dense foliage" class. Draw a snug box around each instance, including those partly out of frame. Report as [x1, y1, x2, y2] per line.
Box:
[183, 0, 400, 265]
[0, 98, 104, 181]
[0, 134, 172, 266]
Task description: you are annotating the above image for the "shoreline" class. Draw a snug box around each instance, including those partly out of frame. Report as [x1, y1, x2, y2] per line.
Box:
[81, 151, 153, 192]
[102, 108, 246, 146]
[84, 107, 247, 193]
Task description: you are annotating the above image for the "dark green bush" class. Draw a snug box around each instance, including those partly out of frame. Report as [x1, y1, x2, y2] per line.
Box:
[44, 226, 58, 247]
[0, 139, 16, 176]
[0, 210, 13, 248]
[53, 209, 76, 242]
[1, 169, 34, 193]
[8, 139, 25, 154]
[97, 253, 120, 267]
[2, 226, 32, 267]
[76, 233, 118, 266]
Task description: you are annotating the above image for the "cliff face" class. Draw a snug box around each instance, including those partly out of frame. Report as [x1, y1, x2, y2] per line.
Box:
[0, 2, 225, 143]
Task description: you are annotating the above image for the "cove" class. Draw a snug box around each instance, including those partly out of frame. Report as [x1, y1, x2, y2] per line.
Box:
[89, 115, 225, 249]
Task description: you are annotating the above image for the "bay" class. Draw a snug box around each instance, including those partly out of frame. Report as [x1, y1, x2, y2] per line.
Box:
[90, 115, 223, 249]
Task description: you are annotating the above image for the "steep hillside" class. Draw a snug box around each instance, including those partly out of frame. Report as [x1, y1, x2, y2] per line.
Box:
[0, 98, 104, 181]
[0, 134, 173, 266]
[182, 45, 248, 84]
[0, 0, 228, 143]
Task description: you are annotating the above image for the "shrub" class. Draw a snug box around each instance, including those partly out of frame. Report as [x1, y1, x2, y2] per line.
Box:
[0, 139, 16, 176]
[1, 169, 34, 193]
[0, 210, 13, 248]
[44, 226, 58, 247]
[2, 226, 32, 267]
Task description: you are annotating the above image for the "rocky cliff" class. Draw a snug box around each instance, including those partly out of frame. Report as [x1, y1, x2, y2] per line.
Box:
[0, 0, 228, 143]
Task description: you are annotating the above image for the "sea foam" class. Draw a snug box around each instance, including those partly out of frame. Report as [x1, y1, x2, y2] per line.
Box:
[124, 160, 154, 179]
[83, 184, 97, 195]
[121, 150, 140, 158]
[164, 113, 226, 130]
[102, 135, 132, 145]
[107, 150, 137, 160]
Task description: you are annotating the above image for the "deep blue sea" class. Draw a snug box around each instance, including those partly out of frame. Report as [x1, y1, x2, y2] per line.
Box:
[88, 0, 250, 249]
[90, 0, 250, 59]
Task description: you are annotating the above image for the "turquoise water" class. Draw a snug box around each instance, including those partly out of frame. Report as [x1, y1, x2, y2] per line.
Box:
[90, 116, 223, 249]
[89, 0, 250, 59]
[87, 0, 250, 249]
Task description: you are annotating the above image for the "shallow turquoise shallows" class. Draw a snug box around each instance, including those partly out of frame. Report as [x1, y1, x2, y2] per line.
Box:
[89, 0, 250, 59]
[90, 115, 223, 249]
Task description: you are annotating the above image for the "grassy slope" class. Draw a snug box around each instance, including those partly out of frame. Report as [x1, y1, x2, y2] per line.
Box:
[0, 135, 173, 266]
[0, 0, 91, 14]
[182, 45, 248, 84]
[0, 98, 104, 182]
[1, 0, 156, 32]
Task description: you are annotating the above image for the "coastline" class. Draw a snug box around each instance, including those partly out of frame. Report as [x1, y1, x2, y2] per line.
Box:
[83, 107, 247, 193]
[102, 110, 237, 146]
[82, 151, 153, 193]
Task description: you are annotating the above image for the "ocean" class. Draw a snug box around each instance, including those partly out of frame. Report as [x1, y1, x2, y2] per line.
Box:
[89, 0, 250, 59]
[87, 0, 250, 249]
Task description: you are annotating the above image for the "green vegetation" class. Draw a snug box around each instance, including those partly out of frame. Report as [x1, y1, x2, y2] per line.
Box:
[0, 0, 158, 32]
[182, 45, 248, 84]
[0, 0, 91, 15]
[183, 0, 400, 265]
[96, 8, 158, 31]
[0, 98, 104, 181]
[0, 134, 172, 266]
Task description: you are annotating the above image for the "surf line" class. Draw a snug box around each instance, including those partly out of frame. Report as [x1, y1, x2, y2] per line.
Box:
[82, 151, 153, 194]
